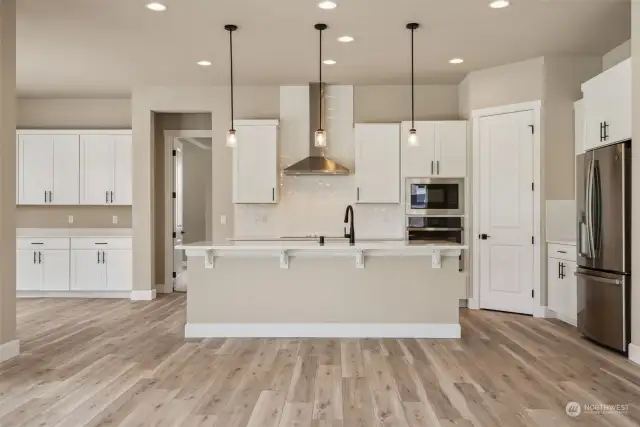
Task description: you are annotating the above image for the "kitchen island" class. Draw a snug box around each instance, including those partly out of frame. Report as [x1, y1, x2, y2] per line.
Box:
[178, 241, 467, 339]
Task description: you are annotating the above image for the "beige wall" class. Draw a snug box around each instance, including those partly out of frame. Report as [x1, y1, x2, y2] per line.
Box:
[0, 0, 16, 348]
[187, 256, 465, 325]
[153, 113, 212, 284]
[16, 97, 133, 228]
[631, 3, 639, 353]
[182, 141, 211, 244]
[603, 39, 631, 71]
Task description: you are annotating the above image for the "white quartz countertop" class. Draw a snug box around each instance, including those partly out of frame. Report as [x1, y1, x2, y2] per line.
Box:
[177, 240, 467, 269]
[17, 228, 133, 238]
[547, 240, 576, 246]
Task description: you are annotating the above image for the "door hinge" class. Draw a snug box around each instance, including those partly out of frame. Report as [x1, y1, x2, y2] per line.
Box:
[172, 231, 176, 238]
[532, 290, 535, 298]
[531, 182, 534, 191]
[172, 149, 176, 156]
[532, 236, 534, 244]
[172, 192, 176, 199]
[528, 125, 534, 134]
[172, 271, 177, 278]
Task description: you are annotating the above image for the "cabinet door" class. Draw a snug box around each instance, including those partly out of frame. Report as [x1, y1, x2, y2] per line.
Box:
[401, 121, 436, 178]
[19, 135, 54, 205]
[574, 100, 585, 156]
[564, 261, 578, 326]
[104, 250, 132, 291]
[547, 258, 563, 315]
[16, 250, 42, 291]
[582, 75, 607, 151]
[112, 135, 132, 205]
[51, 135, 80, 205]
[233, 126, 278, 204]
[355, 123, 400, 203]
[434, 122, 467, 178]
[40, 250, 70, 291]
[70, 250, 106, 291]
[80, 135, 115, 205]
[604, 59, 631, 145]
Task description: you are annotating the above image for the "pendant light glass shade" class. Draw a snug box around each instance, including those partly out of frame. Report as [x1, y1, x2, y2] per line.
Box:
[407, 23, 420, 147]
[408, 128, 419, 147]
[226, 129, 237, 148]
[315, 129, 327, 147]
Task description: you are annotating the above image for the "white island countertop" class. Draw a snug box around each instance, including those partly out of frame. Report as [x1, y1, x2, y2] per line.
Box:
[177, 240, 467, 269]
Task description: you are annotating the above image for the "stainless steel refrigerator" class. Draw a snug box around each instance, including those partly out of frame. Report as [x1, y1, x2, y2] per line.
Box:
[576, 141, 631, 353]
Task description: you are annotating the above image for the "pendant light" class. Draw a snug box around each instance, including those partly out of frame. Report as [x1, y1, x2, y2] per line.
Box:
[314, 23, 328, 148]
[406, 23, 419, 147]
[225, 24, 238, 148]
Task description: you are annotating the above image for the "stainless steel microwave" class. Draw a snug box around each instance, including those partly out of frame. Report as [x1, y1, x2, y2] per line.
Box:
[405, 178, 464, 215]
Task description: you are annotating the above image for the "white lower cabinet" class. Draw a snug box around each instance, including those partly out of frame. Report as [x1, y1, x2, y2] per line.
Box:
[17, 236, 132, 295]
[547, 243, 577, 326]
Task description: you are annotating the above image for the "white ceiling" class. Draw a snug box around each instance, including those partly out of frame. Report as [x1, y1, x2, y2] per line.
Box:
[17, 0, 631, 96]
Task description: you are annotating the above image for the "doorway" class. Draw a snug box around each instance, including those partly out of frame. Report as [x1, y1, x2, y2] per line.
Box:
[472, 102, 542, 315]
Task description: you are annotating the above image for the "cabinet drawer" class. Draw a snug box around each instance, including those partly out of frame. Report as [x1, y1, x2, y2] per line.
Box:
[17, 237, 69, 250]
[71, 237, 132, 250]
[548, 243, 576, 262]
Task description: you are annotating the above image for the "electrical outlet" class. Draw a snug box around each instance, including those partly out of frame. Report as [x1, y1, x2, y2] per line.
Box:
[112, 216, 118, 224]
[68, 215, 74, 224]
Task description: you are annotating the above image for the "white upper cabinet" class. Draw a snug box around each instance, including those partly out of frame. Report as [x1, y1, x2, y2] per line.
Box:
[574, 99, 585, 155]
[18, 134, 79, 205]
[582, 58, 631, 151]
[80, 134, 132, 205]
[354, 123, 400, 204]
[233, 123, 279, 204]
[401, 121, 467, 178]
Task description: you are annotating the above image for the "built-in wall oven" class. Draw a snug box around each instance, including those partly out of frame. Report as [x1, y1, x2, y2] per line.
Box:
[406, 178, 464, 215]
[406, 216, 463, 245]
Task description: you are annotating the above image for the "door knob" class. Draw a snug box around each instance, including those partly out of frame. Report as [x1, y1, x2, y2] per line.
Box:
[479, 234, 490, 240]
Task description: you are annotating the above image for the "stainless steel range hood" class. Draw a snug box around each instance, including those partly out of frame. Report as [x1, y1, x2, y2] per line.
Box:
[283, 83, 350, 176]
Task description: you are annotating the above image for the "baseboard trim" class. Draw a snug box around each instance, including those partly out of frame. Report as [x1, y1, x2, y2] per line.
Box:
[458, 299, 468, 308]
[184, 323, 461, 339]
[467, 298, 480, 310]
[533, 305, 551, 318]
[130, 290, 157, 301]
[629, 343, 640, 365]
[18, 291, 131, 299]
[0, 340, 19, 363]
[155, 284, 174, 294]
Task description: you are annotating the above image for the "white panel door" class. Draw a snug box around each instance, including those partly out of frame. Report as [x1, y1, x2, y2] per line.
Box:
[478, 110, 534, 315]
[233, 125, 278, 204]
[70, 250, 106, 291]
[105, 250, 132, 291]
[355, 123, 400, 203]
[80, 135, 115, 205]
[113, 135, 133, 205]
[40, 250, 71, 291]
[19, 135, 54, 205]
[51, 135, 80, 205]
[434, 122, 467, 178]
[401, 121, 436, 178]
[16, 250, 42, 291]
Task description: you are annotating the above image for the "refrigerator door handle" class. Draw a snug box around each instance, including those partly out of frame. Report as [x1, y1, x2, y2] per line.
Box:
[574, 271, 622, 285]
[585, 159, 595, 258]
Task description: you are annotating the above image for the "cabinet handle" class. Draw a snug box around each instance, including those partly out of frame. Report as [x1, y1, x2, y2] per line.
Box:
[604, 122, 609, 141]
[106, 191, 109, 203]
[110, 191, 114, 203]
[101, 251, 105, 264]
[38, 251, 42, 264]
[33, 251, 36, 264]
[431, 161, 434, 175]
[558, 261, 561, 279]
[437, 161, 440, 175]
[97, 251, 101, 264]
[557, 250, 567, 254]
[600, 122, 604, 142]
[44, 191, 48, 203]
[272, 188, 275, 201]
[357, 187, 360, 201]
[49, 191, 53, 203]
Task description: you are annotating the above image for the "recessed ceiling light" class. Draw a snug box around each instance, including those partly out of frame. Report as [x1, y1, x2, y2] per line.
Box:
[323, 59, 337, 65]
[449, 58, 464, 64]
[146, 2, 167, 12]
[338, 36, 354, 43]
[489, 0, 510, 9]
[318, 1, 337, 10]
[197, 60, 212, 67]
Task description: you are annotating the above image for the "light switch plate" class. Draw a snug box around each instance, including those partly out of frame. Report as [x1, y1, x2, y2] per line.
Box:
[112, 216, 118, 224]
[220, 215, 227, 225]
[68, 215, 74, 224]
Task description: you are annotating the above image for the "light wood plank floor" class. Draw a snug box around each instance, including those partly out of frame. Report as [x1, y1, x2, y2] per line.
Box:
[2, 294, 639, 427]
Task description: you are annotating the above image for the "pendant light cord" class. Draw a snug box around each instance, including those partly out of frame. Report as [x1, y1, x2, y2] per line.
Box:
[319, 27, 323, 129]
[229, 29, 234, 131]
[410, 27, 415, 129]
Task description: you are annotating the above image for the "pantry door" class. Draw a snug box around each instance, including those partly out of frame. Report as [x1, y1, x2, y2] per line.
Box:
[476, 108, 536, 315]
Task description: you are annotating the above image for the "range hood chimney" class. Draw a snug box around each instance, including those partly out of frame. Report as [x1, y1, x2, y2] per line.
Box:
[282, 83, 350, 176]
